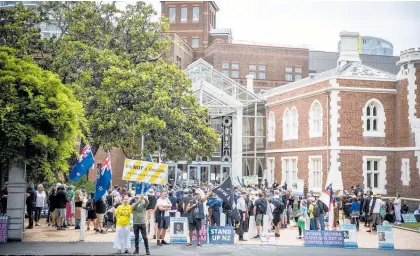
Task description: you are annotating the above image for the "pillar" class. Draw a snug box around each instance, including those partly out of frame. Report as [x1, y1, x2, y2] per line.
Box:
[7, 160, 26, 241]
[231, 107, 243, 179]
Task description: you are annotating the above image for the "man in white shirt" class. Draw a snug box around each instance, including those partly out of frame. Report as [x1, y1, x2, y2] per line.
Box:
[236, 192, 247, 241]
[155, 191, 172, 246]
[367, 194, 385, 232]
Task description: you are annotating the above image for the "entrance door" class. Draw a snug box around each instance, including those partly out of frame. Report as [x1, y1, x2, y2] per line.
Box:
[210, 165, 221, 185]
[221, 165, 231, 183]
[200, 165, 210, 185]
[167, 164, 177, 185]
[188, 165, 199, 185]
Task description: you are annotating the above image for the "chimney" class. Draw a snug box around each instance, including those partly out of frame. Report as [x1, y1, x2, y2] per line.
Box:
[246, 74, 254, 93]
[337, 31, 361, 69]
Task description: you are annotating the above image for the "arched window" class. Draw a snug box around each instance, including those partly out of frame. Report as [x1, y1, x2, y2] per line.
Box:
[282, 108, 291, 140]
[309, 100, 323, 137]
[291, 107, 299, 139]
[268, 112, 276, 142]
[363, 99, 385, 137]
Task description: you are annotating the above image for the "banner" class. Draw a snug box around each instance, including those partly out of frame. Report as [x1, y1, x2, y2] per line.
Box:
[341, 224, 358, 248]
[212, 176, 240, 221]
[192, 218, 208, 244]
[402, 214, 418, 223]
[122, 159, 167, 185]
[242, 175, 258, 186]
[260, 232, 276, 245]
[169, 217, 188, 244]
[0, 216, 9, 243]
[377, 225, 394, 250]
[292, 179, 304, 197]
[304, 230, 344, 248]
[209, 226, 235, 244]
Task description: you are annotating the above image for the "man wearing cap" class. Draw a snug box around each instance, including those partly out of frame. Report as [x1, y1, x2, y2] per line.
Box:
[236, 192, 247, 241]
[186, 190, 212, 247]
[132, 194, 150, 255]
[367, 193, 385, 232]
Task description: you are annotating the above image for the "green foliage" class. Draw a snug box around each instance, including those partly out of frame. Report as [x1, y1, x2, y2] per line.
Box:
[69, 175, 95, 194]
[0, 47, 87, 181]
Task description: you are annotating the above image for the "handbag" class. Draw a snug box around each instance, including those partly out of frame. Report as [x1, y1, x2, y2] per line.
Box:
[351, 210, 360, 218]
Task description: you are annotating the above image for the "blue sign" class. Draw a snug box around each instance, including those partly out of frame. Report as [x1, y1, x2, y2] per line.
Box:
[304, 230, 344, 248]
[208, 226, 235, 245]
[402, 214, 417, 223]
[377, 225, 394, 250]
[341, 224, 358, 248]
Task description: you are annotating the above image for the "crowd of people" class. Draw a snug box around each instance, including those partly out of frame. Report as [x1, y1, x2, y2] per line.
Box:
[1, 179, 420, 254]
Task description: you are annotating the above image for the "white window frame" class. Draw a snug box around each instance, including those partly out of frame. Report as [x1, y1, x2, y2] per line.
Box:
[248, 71, 256, 78]
[259, 65, 266, 71]
[222, 62, 229, 69]
[231, 63, 240, 69]
[168, 7, 176, 23]
[363, 156, 387, 195]
[267, 111, 276, 142]
[362, 99, 385, 137]
[180, 7, 187, 22]
[295, 67, 302, 73]
[285, 66, 293, 73]
[192, 6, 199, 22]
[281, 157, 298, 187]
[192, 38, 199, 48]
[258, 72, 266, 80]
[231, 70, 239, 78]
[401, 158, 410, 186]
[308, 156, 322, 193]
[282, 108, 291, 140]
[249, 64, 257, 70]
[221, 70, 229, 77]
[295, 74, 302, 81]
[290, 107, 298, 139]
[309, 100, 323, 138]
[285, 74, 293, 81]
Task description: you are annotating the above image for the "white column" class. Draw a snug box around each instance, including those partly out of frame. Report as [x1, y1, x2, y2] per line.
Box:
[79, 209, 86, 241]
[7, 161, 26, 241]
[231, 107, 243, 179]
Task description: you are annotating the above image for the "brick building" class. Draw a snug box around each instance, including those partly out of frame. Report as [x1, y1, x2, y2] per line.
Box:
[264, 31, 420, 197]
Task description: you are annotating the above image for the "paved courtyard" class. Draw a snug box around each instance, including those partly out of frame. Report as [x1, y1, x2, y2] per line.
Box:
[20, 220, 420, 250]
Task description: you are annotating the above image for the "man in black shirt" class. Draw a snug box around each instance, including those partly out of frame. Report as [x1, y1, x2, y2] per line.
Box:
[186, 190, 212, 247]
[182, 190, 193, 215]
[146, 189, 157, 238]
[26, 182, 37, 229]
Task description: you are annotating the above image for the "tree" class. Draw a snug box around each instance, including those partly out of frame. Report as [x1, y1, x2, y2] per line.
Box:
[0, 47, 87, 181]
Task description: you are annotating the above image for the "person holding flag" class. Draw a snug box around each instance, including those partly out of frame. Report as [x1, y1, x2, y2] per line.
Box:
[185, 189, 213, 247]
[69, 145, 95, 181]
[318, 183, 335, 230]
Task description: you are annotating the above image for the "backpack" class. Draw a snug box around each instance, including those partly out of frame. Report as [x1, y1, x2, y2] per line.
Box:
[313, 203, 321, 218]
[257, 198, 267, 214]
[86, 199, 95, 211]
[318, 200, 328, 213]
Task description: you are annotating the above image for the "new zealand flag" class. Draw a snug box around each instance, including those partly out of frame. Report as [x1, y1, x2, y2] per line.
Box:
[69, 145, 94, 182]
[95, 155, 112, 201]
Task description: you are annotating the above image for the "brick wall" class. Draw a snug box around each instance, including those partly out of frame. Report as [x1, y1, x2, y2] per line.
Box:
[415, 63, 420, 118]
[91, 147, 127, 188]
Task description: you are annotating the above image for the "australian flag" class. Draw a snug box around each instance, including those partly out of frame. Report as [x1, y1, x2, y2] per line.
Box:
[212, 176, 241, 221]
[94, 155, 112, 201]
[69, 145, 94, 181]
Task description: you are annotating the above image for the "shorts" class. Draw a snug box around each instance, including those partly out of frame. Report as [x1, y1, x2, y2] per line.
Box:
[189, 218, 202, 231]
[256, 214, 263, 227]
[96, 213, 105, 223]
[371, 213, 382, 226]
[55, 208, 66, 218]
[158, 216, 170, 229]
[273, 217, 280, 226]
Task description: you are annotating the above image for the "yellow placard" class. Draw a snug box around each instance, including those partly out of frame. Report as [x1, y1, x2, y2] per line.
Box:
[122, 159, 168, 185]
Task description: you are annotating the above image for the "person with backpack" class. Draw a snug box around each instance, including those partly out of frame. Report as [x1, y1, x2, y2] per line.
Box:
[362, 193, 372, 227]
[308, 197, 320, 230]
[317, 199, 328, 231]
[168, 191, 177, 217]
[367, 193, 385, 232]
[176, 191, 184, 216]
[253, 192, 267, 238]
[86, 193, 97, 231]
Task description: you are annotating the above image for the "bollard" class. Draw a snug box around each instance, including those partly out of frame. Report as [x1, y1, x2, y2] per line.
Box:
[248, 216, 257, 238]
[262, 215, 269, 234]
[220, 213, 226, 227]
[150, 213, 155, 237]
[80, 209, 86, 241]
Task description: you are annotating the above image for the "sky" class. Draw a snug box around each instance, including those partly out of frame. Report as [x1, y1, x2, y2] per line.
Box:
[127, 0, 420, 55]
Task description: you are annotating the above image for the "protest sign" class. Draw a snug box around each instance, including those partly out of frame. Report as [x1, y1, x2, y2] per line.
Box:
[292, 179, 304, 197]
[169, 217, 188, 244]
[304, 230, 344, 248]
[209, 226, 235, 244]
[260, 232, 276, 245]
[341, 224, 358, 248]
[122, 159, 167, 185]
[242, 175, 258, 186]
[0, 216, 8, 243]
[402, 214, 417, 223]
[192, 218, 208, 244]
[377, 225, 394, 250]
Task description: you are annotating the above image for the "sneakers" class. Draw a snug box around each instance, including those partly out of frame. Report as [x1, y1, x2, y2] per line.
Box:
[253, 235, 260, 239]
[275, 233, 280, 237]
[161, 240, 169, 245]
[157, 240, 162, 246]
[124, 250, 129, 254]
[146, 249, 150, 255]
[132, 250, 139, 255]
[25, 226, 33, 230]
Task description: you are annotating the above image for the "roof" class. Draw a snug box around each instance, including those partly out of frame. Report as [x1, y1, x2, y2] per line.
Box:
[263, 61, 396, 98]
[210, 28, 232, 35]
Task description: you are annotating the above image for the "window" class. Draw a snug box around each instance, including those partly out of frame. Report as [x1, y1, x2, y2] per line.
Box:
[285, 66, 293, 73]
[249, 64, 257, 70]
[248, 71, 256, 78]
[258, 72, 266, 80]
[259, 65, 266, 71]
[193, 6, 199, 21]
[309, 100, 323, 137]
[285, 74, 293, 81]
[192, 38, 199, 48]
[290, 107, 298, 139]
[222, 62, 229, 69]
[281, 157, 298, 187]
[401, 158, 410, 186]
[282, 108, 290, 140]
[231, 63, 239, 69]
[309, 156, 322, 192]
[363, 156, 387, 195]
[268, 111, 276, 142]
[169, 7, 176, 23]
[363, 99, 385, 137]
[222, 70, 229, 77]
[181, 7, 187, 22]
[295, 74, 302, 81]
[231, 70, 239, 78]
[295, 67, 302, 73]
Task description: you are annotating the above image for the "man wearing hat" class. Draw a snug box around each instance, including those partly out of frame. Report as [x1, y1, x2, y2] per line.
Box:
[132, 194, 150, 255]
[367, 193, 385, 232]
